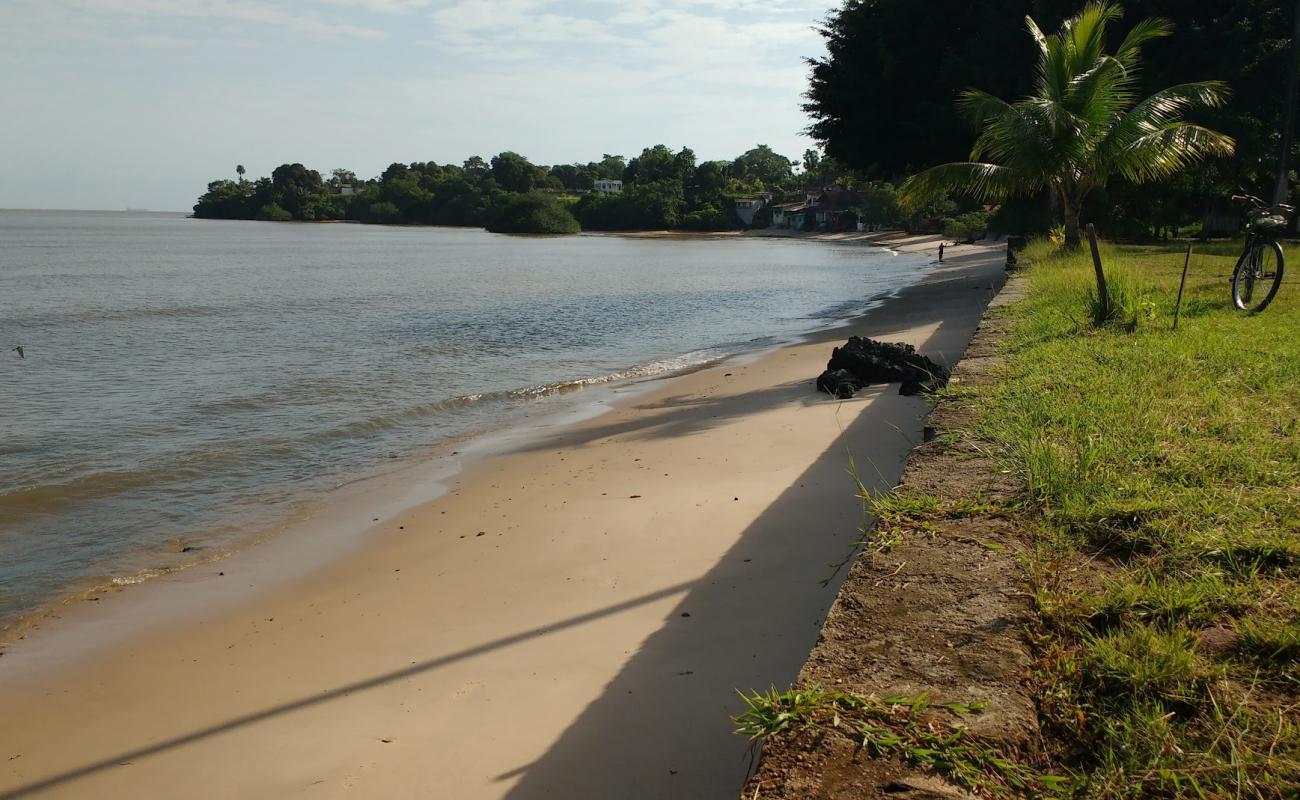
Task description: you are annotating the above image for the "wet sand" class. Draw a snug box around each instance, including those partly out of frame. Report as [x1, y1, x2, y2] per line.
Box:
[0, 237, 1005, 800]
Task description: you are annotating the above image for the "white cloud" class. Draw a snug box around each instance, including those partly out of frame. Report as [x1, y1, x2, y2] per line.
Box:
[320, 0, 432, 12]
[0, 0, 837, 209]
[3, 0, 389, 43]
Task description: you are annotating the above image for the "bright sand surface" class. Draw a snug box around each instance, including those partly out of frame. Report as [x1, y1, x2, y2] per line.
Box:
[0, 236, 1005, 800]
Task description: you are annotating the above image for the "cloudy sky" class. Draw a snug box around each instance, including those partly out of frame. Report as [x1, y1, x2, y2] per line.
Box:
[1, 0, 838, 211]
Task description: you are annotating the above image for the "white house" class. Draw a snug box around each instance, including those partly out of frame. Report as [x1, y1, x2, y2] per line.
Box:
[593, 179, 624, 194]
[731, 196, 769, 227]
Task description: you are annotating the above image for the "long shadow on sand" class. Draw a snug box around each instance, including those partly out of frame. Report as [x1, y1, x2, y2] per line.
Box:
[0, 253, 1005, 800]
[493, 254, 1008, 799]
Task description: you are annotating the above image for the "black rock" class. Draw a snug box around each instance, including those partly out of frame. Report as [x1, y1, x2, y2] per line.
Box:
[816, 336, 950, 398]
[815, 368, 863, 398]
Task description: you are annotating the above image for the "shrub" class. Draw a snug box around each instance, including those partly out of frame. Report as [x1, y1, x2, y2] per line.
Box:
[681, 205, 730, 231]
[256, 203, 293, 222]
[487, 193, 580, 234]
[364, 201, 403, 224]
[942, 211, 991, 242]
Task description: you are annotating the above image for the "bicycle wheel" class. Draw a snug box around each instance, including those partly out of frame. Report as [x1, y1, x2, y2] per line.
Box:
[1232, 239, 1285, 312]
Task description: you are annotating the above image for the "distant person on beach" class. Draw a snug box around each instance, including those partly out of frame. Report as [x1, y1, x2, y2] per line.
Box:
[11, 345, 23, 359]
[938, 243, 945, 263]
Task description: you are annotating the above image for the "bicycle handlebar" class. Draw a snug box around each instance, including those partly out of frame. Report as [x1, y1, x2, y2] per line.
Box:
[1232, 194, 1296, 213]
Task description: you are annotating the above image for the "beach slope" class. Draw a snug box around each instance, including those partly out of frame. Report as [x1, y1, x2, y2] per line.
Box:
[0, 238, 1005, 800]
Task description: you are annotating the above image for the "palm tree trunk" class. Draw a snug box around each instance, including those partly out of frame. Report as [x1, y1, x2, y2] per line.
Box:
[1062, 198, 1082, 249]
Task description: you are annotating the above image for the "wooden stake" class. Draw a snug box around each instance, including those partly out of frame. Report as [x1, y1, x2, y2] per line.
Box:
[1086, 223, 1109, 320]
[1173, 242, 1192, 331]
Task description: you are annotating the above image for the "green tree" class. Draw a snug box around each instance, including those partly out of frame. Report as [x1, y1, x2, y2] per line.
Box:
[624, 145, 693, 185]
[593, 154, 626, 180]
[270, 163, 327, 220]
[486, 193, 580, 234]
[490, 151, 537, 193]
[860, 182, 902, 228]
[194, 179, 254, 218]
[902, 2, 1233, 248]
[236, 164, 246, 183]
[732, 145, 796, 188]
[805, 0, 1043, 178]
[806, 0, 1289, 229]
[550, 164, 596, 192]
[625, 179, 685, 229]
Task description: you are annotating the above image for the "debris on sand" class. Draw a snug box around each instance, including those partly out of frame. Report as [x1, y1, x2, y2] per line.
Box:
[815, 337, 950, 398]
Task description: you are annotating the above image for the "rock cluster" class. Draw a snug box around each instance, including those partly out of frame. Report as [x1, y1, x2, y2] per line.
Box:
[815, 336, 950, 398]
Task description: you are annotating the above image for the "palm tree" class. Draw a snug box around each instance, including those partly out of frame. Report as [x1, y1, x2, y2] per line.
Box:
[902, 2, 1234, 249]
[236, 164, 246, 183]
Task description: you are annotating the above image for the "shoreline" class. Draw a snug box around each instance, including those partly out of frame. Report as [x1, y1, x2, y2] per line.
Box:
[0, 231, 932, 655]
[0, 235, 1003, 800]
[591, 228, 939, 245]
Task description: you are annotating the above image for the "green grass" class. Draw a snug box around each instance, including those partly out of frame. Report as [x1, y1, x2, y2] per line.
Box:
[734, 688, 1069, 796]
[972, 238, 1300, 797]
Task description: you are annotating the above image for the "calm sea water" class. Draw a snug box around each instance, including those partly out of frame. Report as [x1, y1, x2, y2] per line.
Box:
[0, 210, 929, 626]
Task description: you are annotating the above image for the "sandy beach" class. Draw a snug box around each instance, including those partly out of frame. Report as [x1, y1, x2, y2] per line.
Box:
[0, 236, 1005, 800]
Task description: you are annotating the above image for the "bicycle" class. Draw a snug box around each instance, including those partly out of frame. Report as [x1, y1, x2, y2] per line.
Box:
[1229, 193, 1293, 312]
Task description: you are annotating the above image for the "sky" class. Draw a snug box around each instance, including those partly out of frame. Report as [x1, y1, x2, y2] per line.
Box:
[1, 0, 839, 211]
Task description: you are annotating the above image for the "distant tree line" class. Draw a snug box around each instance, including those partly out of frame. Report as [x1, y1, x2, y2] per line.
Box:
[805, 0, 1294, 239]
[192, 145, 894, 234]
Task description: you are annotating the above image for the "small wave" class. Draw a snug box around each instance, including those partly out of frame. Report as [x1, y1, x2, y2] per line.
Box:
[0, 447, 255, 523]
[306, 350, 725, 444]
[0, 468, 163, 520]
[111, 569, 167, 586]
[13, 304, 226, 327]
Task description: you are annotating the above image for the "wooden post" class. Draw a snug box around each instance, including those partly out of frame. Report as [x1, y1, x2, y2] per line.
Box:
[1086, 223, 1109, 320]
[1173, 242, 1192, 331]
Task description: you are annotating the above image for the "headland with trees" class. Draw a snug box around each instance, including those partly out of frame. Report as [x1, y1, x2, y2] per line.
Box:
[192, 145, 910, 235]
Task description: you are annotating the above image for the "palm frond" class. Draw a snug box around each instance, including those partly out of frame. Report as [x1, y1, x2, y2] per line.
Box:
[1106, 124, 1235, 183]
[1024, 15, 1049, 58]
[1068, 2, 1122, 77]
[901, 162, 1032, 206]
[1068, 55, 1137, 124]
[1095, 81, 1231, 168]
[1028, 14, 1068, 100]
[1113, 15, 1174, 69]
[957, 89, 1016, 128]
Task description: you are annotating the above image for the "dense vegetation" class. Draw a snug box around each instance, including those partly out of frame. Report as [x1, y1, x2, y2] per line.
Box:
[192, 144, 892, 234]
[962, 239, 1300, 796]
[901, 2, 1234, 248]
[808, 0, 1294, 237]
[485, 193, 580, 235]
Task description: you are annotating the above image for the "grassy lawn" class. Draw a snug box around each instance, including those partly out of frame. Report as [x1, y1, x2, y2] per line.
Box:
[972, 239, 1300, 797]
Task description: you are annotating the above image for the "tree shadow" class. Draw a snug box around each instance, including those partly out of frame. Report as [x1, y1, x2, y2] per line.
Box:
[494, 256, 1008, 799]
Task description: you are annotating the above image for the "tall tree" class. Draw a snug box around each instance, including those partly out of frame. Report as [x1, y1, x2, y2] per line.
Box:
[902, 2, 1234, 248]
[490, 151, 537, 193]
[805, 0, 1045, 178]
[235, 164, 246, 183]
[731, 145, 796, 188]
[807, 1, 1289, 202]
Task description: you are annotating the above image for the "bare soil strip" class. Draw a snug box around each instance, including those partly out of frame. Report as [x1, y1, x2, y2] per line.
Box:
[742, 273, 1031, 800]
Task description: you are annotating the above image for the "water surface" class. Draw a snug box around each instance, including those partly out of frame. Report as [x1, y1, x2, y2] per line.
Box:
[0, 211, 929, 626]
